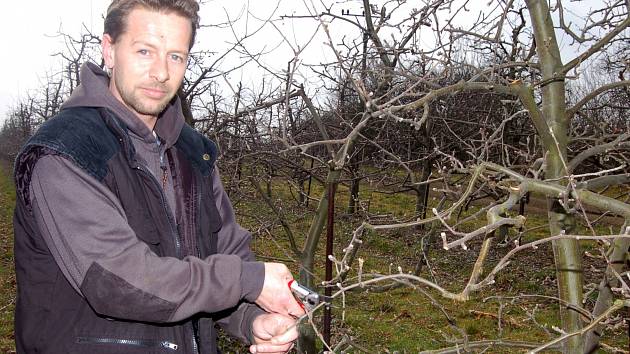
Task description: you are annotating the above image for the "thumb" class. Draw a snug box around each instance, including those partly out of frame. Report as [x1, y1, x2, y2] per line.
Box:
[270, 321, 299, 345]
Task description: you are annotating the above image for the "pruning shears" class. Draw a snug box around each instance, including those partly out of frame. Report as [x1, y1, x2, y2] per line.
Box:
[288, 280, 324, 311]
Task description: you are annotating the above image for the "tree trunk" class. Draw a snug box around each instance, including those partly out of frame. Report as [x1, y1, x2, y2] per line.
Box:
[298, 169, 342, 353]
[584, 223, 630, 352]
[298, 177, 306, 205]
[526, 1, 584, 352]
[415, 158, 433, 220]
[299, 172, 341, 281]
[347, 174, 360, 214]
[264, 162, 273, 198]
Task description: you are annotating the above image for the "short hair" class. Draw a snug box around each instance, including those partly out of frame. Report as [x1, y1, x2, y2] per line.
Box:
[104, 0, 200, 49]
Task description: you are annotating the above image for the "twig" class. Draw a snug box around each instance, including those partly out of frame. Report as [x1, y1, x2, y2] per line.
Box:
[527, 300, 629, 353]
[418, 340, 561, 353]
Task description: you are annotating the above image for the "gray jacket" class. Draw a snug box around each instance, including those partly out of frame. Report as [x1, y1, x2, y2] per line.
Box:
[14, 62, 264, 353]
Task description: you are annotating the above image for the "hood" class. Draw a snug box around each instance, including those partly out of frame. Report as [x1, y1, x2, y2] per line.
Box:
[62, 62, 185, 148]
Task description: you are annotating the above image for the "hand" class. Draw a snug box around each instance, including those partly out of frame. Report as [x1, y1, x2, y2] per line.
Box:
[250, 313, 298, 354]
[255, 263, 305, 317]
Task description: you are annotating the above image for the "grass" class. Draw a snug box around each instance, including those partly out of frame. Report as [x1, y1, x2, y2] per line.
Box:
[237, 173, 628, 352]
[0, 162, 627, 353]
[0, 160, 15, 353]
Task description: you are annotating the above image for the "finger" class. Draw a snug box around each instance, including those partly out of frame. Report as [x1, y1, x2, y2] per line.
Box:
[287, 301, 306, 317]
[283, 291, 305, 317]
[250, 343, 293, 353]
[270, 323, 299, 345]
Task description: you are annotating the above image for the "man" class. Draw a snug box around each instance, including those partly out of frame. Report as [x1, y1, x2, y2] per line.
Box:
[12, 0, 304, 353]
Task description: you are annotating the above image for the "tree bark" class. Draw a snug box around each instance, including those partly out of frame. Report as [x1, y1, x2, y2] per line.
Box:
[298, 169, 342, 353]
[415, 158, 434, 220]
[347, 171, 360, 214]
[526, 1, 584, 352]
[584, 223, 630, 352]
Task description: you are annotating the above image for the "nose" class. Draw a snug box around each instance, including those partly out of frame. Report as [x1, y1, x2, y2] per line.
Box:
[149, 56, 169, 83]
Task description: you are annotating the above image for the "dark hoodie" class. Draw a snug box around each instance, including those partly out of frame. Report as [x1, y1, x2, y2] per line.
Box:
[17, 62, 265, 352]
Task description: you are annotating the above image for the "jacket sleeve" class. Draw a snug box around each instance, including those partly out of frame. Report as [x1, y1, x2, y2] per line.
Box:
[210, 168, 265, 344]
[29, 154, 263, 324]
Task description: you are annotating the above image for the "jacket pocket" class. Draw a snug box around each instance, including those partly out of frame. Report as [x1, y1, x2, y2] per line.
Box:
[76, 336, 179, 351]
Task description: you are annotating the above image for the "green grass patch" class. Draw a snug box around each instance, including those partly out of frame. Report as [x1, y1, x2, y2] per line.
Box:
[232, 172, 627, 352]
[0, 160, 15, 353]
[1, 163, 627, 352]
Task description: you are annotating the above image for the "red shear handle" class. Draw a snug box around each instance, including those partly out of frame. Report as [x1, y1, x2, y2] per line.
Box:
[288, 280, 305, 310]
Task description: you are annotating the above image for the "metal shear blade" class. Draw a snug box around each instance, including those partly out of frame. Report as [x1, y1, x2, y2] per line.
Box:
[288, 280, 329, 311]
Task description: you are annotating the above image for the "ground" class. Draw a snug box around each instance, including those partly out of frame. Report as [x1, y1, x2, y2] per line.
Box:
[0, 161, 627, 353]
[0, 160, 15, 354]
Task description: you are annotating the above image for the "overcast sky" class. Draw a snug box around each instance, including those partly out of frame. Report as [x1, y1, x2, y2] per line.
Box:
[0, 0, 331, 121]
[0, 0, 107, 120]
[0, 0, 607, 123]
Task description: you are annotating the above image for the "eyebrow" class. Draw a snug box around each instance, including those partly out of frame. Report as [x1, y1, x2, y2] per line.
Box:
[131, 40, 189, 56]
[131, 40, 158, 49]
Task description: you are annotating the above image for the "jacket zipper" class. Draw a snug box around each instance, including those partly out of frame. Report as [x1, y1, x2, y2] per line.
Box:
[192, 320, 200, 354]
[137, 150, 199, 353]
[157, 135, 169, 189]
[192, 172, 202, 354]
[76, 336, 178, 350]
[134, 163, 182, 258]
[137, 138, 200, 353]
[105, 111, 193, 352]
[136, 162, 198, 352]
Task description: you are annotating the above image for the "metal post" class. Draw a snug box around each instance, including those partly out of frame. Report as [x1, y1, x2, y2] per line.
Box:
[323, 182, 336, 346]
[306, 157, 314, 207]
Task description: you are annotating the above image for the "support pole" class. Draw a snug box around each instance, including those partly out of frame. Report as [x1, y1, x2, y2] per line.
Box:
[323, 182, 336, 346]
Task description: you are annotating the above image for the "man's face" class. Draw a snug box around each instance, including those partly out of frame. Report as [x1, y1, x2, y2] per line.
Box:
[102, 8, 191, 124]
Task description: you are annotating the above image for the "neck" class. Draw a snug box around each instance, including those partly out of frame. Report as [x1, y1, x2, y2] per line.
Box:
[107, 81, 158, 131]
[136, 113, 157, 131]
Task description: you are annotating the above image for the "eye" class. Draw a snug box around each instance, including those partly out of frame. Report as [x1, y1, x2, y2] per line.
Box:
[170, 54, 185, 63]
[138, 49, 150, 56]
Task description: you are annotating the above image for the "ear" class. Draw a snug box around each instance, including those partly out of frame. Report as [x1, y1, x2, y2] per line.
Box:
[102, 33, 115, 70]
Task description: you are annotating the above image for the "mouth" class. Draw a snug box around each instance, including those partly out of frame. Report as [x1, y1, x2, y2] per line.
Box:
[141, 87, 168, 99]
